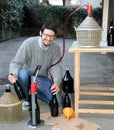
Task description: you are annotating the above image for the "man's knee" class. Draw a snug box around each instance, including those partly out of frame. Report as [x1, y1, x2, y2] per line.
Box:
[18, 68, 31, 81]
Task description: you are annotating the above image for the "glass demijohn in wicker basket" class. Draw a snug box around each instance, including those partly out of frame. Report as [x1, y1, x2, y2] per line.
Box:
[75, 5, 102, 48]
[0, 84, 22, 124]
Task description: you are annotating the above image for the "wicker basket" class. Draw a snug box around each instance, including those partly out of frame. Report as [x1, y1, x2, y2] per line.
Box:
[0, 92, 22, 123]
[75, 16, 102, 48]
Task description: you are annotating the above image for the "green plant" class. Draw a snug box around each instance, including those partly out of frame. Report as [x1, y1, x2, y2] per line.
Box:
[22, 5, 102, 37]
[23, 4, 53, 29]
[92, 7, 102, 26]
[0, 0, 24, 32]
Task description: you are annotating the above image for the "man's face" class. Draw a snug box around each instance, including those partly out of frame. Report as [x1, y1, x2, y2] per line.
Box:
[40, 29, 55, 47]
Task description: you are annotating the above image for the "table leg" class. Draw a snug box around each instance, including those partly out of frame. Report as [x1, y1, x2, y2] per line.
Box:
[74, 52, 80, 118]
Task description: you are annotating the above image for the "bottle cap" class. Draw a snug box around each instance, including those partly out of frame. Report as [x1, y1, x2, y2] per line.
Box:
[66, 68, 69, 71]
[87, 5, 92, 16]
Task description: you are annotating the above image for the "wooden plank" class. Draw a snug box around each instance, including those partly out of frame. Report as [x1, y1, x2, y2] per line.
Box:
[79, 109, 114, 114]
[69, 41, 114, 53]
[74, 52, 80, 118]
[80, 91, 114, 96]
[80, 86, 114, 91]
[79, 100, 114, 105]
[69, 42, 114, 117]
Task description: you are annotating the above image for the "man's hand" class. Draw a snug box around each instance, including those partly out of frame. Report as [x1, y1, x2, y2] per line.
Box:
[51, 83, 60, 95]
[8, 73, 17, 84]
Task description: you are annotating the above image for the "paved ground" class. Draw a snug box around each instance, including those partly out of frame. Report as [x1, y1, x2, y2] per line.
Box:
[0, 37, 114, 129]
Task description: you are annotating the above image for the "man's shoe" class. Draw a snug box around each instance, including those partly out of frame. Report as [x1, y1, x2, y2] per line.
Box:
[22, 101, 31, 110]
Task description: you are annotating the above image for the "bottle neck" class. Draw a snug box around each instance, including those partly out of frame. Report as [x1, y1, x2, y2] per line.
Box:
[5, 89, 11, 92]
[110, 26, 113, 28]
[5, 84, 11, 92]
[109, 19, 113, 28]
[109, 26, 114, 33]
[66, 70, 70, 76]
[53, 94, 56, 98]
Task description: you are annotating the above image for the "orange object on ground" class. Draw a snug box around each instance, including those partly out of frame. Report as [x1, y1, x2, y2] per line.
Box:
[63, 107, 75, 120]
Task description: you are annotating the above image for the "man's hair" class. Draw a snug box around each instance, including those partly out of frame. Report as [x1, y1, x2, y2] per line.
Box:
[40, 22, 57, 35]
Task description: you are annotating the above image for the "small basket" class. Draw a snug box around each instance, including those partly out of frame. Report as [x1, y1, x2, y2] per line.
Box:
[0, 92, 22, 123]
[75, 16, 102, 48]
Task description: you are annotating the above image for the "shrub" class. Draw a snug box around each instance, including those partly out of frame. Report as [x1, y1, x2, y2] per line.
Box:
[22, 5, 102, 37]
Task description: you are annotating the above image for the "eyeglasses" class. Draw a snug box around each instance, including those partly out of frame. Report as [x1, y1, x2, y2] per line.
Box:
[42, 33, 55, 39]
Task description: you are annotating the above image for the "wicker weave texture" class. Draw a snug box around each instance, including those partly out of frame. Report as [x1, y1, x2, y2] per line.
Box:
[75, 16, 102, 48]
[0, 92, 22, 123]
[76, 30, 102, 47]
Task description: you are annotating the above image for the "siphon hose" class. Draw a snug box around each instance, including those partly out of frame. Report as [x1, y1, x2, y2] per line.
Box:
[48, 4, 88, 83]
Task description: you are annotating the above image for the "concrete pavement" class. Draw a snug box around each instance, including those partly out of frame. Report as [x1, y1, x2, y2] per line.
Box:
[0, 37, 114, 129]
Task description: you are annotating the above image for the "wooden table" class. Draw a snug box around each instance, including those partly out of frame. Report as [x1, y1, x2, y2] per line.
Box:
[69, 41, 114, 118]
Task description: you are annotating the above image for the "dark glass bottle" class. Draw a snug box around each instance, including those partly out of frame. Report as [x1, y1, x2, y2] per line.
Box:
[107, 19, 114, 46]
[62, 68, 74, 93]
[13, 81, 26, 101]
[50, 94, 58, 117]
[63, 86, 71, 108]
[5, 84, 11, 92]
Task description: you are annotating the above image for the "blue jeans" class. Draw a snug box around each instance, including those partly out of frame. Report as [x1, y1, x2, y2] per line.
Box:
[18, 68, 62, 106]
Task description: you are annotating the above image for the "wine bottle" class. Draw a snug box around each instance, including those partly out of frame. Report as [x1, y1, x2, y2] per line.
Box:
[50, 94, 58, 117]
[107, 19, 114, 46]
[13, 81, 26, 101]
[62, 68, 74, 93]
[63, 86, 71, 108]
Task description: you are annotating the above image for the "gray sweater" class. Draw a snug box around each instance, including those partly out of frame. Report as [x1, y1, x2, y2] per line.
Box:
[9, 36, 62, 86]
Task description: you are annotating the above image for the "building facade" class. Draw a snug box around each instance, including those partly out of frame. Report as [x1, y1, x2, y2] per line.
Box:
[49, 0, 102, 8]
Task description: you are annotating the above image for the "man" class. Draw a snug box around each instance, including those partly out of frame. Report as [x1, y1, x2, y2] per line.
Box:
[8, 22, 63, 111]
